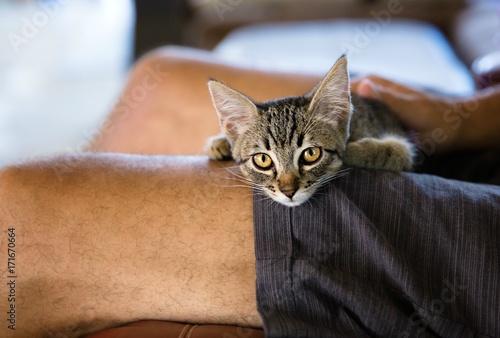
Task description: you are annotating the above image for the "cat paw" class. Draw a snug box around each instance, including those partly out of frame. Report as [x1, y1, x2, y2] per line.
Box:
[206, 135, 233, 161]
[344, 136, 414, 172]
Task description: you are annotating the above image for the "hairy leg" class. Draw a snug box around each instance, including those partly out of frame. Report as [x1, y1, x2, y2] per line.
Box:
[0, 154, 258, 337]
[87, 46, 320, 155]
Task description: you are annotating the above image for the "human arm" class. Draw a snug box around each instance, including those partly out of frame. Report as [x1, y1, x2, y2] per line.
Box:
[351, 75, 500, 153]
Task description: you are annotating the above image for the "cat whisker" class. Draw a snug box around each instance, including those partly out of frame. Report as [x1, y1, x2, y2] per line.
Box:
[227, 175, 254, 184]
[267, 198, 284, 210]
[252, 187, 270, 197]
[213, 176, 253, 187]
[299, 195, 314, 208]
[316, 176, 336, 187]
[319, 168, 352, 183]
[219, 178, 255, 188]
[220, 167, 252, 182]
[312, 173, 349, 191]
[209, 165, 254, 184]
[308, 195, 325, 209]
[252, 192, 274, 205]
[222, 164, 243, 172]
[219, 184, 253, 189]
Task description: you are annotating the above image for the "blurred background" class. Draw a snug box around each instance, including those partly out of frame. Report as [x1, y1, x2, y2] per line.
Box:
[0, 0, 498, 166]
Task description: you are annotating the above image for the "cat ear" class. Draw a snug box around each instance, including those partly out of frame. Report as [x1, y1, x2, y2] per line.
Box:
[208, 80, 258, 142]
[307, 55, 352, 129]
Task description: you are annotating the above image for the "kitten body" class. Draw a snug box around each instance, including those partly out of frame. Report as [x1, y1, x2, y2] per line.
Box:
[207, 56, 414, 206]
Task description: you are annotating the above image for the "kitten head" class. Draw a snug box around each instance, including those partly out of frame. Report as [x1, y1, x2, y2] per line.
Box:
[208, 56, 352, 206]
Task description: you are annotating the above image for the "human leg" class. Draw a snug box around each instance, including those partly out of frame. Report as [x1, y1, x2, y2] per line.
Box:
[0, 154, 258, 337]
[87, 46, 320, 155]
[6, 46, 318, 337]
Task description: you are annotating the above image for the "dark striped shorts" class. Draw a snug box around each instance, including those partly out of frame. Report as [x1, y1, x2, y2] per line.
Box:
[253, 169, 499, 337]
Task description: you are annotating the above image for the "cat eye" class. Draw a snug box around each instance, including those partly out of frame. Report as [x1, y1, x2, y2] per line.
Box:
[253, 153, 273, 170]
[301, 147, 322, 164]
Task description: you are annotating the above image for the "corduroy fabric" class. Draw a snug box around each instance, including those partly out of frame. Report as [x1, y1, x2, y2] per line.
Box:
[253, 169, 500, 338]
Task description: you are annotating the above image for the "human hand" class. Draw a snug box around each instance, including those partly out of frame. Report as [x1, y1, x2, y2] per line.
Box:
[351, 75, 479, 154]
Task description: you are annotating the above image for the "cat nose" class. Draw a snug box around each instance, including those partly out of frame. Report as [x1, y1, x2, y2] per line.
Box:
[278, 174, 299, 199]
[280, 188, 297, 199]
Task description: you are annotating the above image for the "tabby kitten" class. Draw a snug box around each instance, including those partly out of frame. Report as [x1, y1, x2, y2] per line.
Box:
[207, 56, 414, 207]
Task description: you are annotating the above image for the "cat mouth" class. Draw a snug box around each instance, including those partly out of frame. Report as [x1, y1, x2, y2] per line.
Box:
[272, 190, 311, 207]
